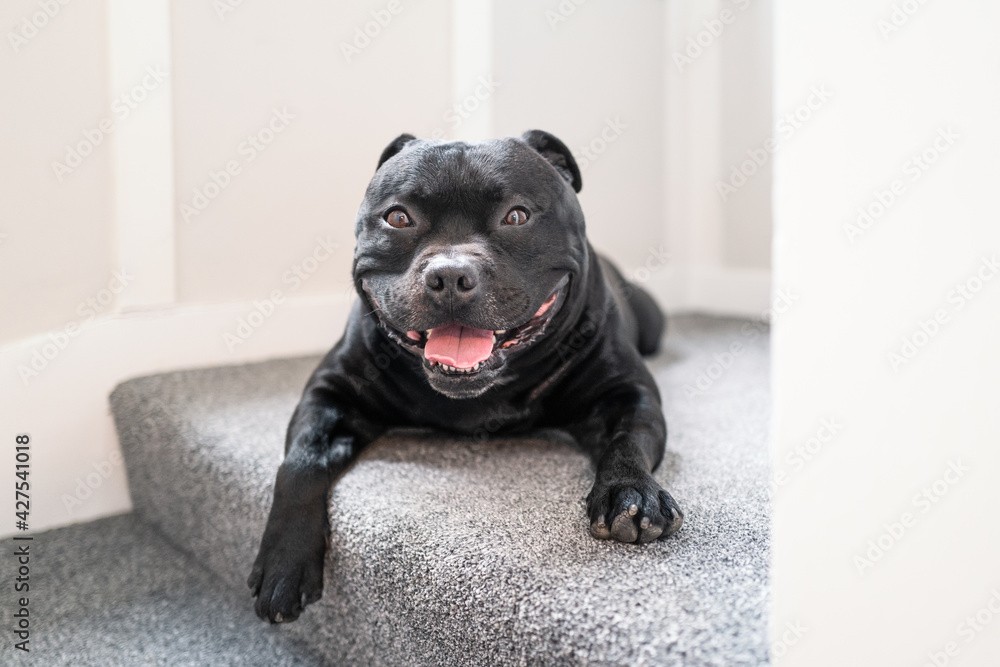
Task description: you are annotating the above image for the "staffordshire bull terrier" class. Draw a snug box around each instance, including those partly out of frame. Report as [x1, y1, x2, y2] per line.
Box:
[249, 130, 683, 623]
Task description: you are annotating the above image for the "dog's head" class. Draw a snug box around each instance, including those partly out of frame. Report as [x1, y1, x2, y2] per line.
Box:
[353, 130, 588, 398]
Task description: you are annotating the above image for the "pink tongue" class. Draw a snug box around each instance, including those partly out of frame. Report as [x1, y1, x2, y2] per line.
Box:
[424, 323, 494, 368]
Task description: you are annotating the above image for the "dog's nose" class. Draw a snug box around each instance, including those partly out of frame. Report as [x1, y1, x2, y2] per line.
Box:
[423, 256, 480, 302]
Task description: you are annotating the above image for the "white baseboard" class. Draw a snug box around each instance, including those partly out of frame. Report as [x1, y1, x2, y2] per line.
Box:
[647, 265, 773, 318]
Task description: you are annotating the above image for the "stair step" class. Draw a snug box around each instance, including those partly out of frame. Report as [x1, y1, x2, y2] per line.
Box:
[0, 514, 327, 666]
[110, 314, 772, 666]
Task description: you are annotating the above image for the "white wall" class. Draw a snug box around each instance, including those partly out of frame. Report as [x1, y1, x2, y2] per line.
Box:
[719, 0, 772, 270]
[0, 0, 115, 344]
[662, 0, 773, 314]
[1, 1, 774, 536]
[771, 1, 1000, 665]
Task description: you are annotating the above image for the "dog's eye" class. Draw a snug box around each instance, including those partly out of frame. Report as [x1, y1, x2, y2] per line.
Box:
[503, 208, 530, 226]
[384, 208, 411, 228]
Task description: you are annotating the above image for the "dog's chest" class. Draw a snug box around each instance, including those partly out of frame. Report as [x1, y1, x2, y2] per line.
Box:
[418, 396, 540, 438]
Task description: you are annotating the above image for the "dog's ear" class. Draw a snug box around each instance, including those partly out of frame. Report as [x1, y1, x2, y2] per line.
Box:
[377, 133, 417, 171]
[520, 130, 582, 193]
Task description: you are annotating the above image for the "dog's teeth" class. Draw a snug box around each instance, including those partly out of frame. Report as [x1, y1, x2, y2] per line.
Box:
[495, 329, 506, 335]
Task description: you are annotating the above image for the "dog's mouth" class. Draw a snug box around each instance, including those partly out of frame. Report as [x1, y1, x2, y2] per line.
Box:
[374, 277, 568, 378]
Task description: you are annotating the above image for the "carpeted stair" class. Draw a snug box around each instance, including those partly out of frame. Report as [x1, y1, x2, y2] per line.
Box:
[3, 314, 771, 666]
[0, 514, 328, 666]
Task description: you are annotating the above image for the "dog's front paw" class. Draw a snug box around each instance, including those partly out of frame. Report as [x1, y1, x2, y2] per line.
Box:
[248, 529, 327, 623]
[586, 474, 683, 543]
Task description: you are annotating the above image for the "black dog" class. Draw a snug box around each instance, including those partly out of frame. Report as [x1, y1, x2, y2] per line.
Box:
[248, 130, 683, 623]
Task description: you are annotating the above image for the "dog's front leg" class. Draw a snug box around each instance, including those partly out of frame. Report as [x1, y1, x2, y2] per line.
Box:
[248, 398, 365, 623]
[570, 381, 684, 543]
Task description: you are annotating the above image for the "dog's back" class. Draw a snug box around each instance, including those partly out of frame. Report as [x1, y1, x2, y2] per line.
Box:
[598, 254, 665, 357]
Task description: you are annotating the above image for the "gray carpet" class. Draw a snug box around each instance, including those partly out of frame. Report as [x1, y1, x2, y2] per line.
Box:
[102, 313, 768, 666]
[0, 514, 328, 666]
